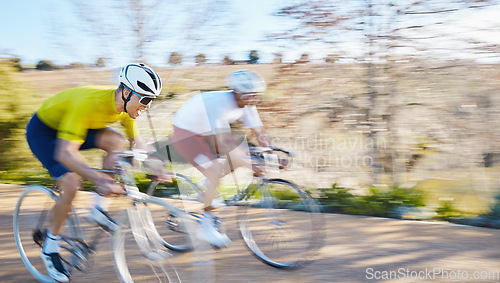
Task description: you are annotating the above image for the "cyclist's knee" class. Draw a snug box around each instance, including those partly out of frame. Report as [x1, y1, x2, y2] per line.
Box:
[203, 162, 226, 181]
[57, 172, 81, 195]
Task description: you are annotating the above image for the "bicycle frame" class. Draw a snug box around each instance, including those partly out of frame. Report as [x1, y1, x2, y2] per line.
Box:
[14, 149, 196, 282]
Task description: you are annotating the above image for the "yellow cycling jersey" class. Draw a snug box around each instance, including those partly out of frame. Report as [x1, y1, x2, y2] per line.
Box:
[37, 85, 138, 144]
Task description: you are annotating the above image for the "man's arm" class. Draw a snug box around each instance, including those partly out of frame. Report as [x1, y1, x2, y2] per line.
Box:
[55, 139, 124, 194]
[250, 127, 270, 147]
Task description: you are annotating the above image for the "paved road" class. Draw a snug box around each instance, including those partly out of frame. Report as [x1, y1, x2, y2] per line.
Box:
[1, 184, 499, 282]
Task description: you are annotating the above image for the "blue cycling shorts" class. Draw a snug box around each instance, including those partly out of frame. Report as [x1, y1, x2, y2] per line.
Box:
[26, 114, 102, 179]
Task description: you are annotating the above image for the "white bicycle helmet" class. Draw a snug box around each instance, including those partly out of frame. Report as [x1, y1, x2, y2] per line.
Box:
[226, 69, 266, 93]
[119, 63, 162, 97]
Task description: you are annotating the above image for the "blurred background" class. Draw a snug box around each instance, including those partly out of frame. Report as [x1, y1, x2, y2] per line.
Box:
[1, 0, 500, 224]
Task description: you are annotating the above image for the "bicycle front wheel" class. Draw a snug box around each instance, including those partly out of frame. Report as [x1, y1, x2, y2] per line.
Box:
[112, 196, 194, 283]
[13, 185, 60, 282]
[145, 173, 204, 252]
[238, 179, 324, 269]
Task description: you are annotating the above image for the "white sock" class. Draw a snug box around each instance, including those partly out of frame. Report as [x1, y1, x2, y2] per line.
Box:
[92, 192, 110, 211]
[43, 231, 61, 254]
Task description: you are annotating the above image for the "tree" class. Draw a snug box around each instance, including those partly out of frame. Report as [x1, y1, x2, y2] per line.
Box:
[195, 53, 207, 65]
[8, 57, 23, 71]
[296, 53, 310, 64]
[272, 0, 500, 185]
[324, 54, 337, 64]
[168, 52, 183, 65]
[69, 0, 233, 64]
[222, 56, 234, 65]
[272, 52, 283, 64]
[96, 57, 106, 67]
[71, 0, 173, 63]
[36, 60, 56, 71]
[67, 62, 85, 69]
[249, 50, 259, 64]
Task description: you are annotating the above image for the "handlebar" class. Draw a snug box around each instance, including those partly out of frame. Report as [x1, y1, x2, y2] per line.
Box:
[249, 146, 292, 157]
[249, 146, 293, 173]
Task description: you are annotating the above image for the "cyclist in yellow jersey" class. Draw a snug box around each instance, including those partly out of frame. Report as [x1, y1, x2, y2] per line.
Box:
[25, 63, 171, 282]
[37, 85, 139, 144]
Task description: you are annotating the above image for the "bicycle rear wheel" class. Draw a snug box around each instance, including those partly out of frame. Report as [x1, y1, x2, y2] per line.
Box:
[238, 179, 324, 269]
[145, 173, 204, 252]
[13, 185, 71, 282]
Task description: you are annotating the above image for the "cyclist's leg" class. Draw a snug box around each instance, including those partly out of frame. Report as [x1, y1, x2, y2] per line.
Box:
[172, 127, 230, 247]
[83, 127, 126, 229]
[26, 113, 79, 236]
[216, 135, 253, 174]
[26, 114, 74, 281]
[51, 173, 81, 235]
[198, 161, 225, 210]
[172, 126, 224, 210]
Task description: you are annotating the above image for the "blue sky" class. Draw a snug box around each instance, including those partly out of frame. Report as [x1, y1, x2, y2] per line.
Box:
[0, 0, 298, 66]
[1, 1, 499, 67]
[1, 1, 51, 64]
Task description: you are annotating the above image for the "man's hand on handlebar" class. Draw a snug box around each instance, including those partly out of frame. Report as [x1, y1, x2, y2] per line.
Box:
[96, 176, 127, 196]
[143, 158, 175, 183]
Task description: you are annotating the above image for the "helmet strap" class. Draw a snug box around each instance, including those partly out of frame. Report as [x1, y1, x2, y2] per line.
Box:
[121, 84, 133, 113]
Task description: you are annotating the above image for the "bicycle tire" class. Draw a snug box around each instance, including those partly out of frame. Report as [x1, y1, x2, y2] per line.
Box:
[238, 179, 324, 269]
[145, 173, 204, 252]
[13, 185, 65, 282]
[112, 195, 192, 282]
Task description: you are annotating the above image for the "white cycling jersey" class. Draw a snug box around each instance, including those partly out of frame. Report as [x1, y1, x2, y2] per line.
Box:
[173, 91, 263, 136]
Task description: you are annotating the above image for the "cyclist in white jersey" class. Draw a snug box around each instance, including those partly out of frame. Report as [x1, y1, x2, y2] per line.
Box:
[171, 69, 270, 248]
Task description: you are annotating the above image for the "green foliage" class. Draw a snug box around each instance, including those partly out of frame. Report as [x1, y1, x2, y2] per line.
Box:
[318, 183, 356, 213]
[318, 183, 426, 217]
[0, 167, 52, 186]
[271, 187, 301, 201]
[489, 194, 500, 218]
[0, 62, 34, 170]
[4, 57, 23, 71]
[0, 168, 176, 195]
[249, 50, 259, 64]
[36, 60, 56, 70]
[435, 201, 465, 220]
[349, 185, 426, 217]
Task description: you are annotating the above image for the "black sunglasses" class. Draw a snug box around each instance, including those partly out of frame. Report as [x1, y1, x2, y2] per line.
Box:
[123, 84, 155, 106]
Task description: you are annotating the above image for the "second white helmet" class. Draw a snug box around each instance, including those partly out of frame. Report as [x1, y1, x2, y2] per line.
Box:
[226, 69, 266, 93]
[119, 63, 162, 97]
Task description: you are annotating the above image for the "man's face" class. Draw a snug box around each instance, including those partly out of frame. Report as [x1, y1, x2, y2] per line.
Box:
[235, 92, 261, 107]
[125, 89, 155, 119]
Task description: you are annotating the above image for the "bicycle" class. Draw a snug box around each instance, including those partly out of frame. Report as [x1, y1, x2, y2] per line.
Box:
[147, 146, 324, 269]
[13, 149, 197, 282]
